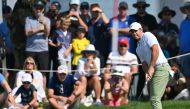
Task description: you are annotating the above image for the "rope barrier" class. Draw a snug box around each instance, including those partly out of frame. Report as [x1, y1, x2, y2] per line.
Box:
[1, 52, 190, 73]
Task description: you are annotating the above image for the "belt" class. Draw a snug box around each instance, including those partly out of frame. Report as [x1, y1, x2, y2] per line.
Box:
[154, 63, 169, 68]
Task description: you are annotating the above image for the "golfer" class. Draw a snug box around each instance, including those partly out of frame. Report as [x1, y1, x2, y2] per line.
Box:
[129, 22, 171, 109]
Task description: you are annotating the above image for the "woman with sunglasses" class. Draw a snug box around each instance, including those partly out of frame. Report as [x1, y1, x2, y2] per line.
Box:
[74, 44, 102, 106]
[11, 73, 39, 109]
[104, 38, 138, 106]
[12, 57, 46, 103]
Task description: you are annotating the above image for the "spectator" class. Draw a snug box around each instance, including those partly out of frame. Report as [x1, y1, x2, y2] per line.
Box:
[49, 16, 72, 72]
[46, 1, 62, 73]
[88, 3, 110, 68]
[74, 44, 102, 106]
[58, 0, 88, 38]
[0, 5, 15, 87]
[25, 0, 50, 89]
[109, 1, 136, 53]
[48, 65, 82, 109]
[179, 1, 190, 98]
[13, 57, 46, 103]
[72, 26, 90, 71]
[103, 38, 138, 106]
[157, 6, 179, 35]
[164, 59, 187, 100]
[12, 73, 39, 109]
[80, 1, 91, 25]
[130, 0, 158, 32]
[129, 22, 171, 109]
[0, 73, 14, 108]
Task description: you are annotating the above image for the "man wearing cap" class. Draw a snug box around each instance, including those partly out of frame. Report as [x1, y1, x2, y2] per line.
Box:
[25, 0, 50, 89]
[80, 1, 91, 25]
[157, 6, 179, 34]
[104, 38, 138, 106]
[58, 0, 88, 38]
[109, 1, 136, 53]
[179, 1, 190, 97]
[129, 22, 171, 109]
[130, 0, 158, 32]
[48, 65, 82, 109]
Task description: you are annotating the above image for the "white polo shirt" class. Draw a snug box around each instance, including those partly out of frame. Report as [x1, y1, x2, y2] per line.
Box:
[106, 51, 138, 74]
[136, 32, 168, 66]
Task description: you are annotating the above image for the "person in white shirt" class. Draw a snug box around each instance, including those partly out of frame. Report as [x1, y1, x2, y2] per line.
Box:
[74, 44, 102, 106]
[12, 57, 46, 103]
[103, 38, 138, 106]
[129, 22, 171, 109]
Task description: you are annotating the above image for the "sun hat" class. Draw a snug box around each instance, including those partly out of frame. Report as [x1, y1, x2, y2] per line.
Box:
[180, 1, 190, 14]
[82, 44, 99, 55]
[57, 65, 68, 74]
[158, 6, 176, 19]
[133, 0, 150, 8]
[22, 73, 32, 83]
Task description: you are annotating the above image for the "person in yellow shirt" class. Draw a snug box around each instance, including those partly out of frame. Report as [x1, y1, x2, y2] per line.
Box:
[72, 26, 90, 71]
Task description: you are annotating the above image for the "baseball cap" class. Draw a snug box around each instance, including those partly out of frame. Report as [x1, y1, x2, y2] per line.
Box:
[34, 0, 45, 8]
[80, 2, 89, 9]
[119, 1, 128, 9]
[118, 38, 128, 45]
[129, 22, 142, 31]
[70, 0, 80, 5]
[22, 73, 32, 83]
[77, 26, 86, 33]
[57, 65, 68, 74]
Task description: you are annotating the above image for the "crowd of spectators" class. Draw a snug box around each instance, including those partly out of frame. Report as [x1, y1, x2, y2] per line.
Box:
[0, 0, 190, 108]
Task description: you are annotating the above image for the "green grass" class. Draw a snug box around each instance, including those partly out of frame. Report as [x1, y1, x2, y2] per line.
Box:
[78, 100, 190, 109]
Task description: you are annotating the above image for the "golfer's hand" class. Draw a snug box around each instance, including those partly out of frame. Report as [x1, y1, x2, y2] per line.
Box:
[146, 67, 155, 81]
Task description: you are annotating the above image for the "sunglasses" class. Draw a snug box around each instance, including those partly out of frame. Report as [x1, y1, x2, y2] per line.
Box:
[81, 7, 89, 10]
[119, 44, 127, 47]
[26, 62, 34, 65]
[23, 81, 31, 84]
[137, 6, 145, 9]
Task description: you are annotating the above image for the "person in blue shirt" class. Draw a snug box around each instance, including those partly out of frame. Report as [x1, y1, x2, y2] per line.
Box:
[0, 73, 14, 108]
[48, 65, 82, 109]
[109, 1, 136, 54]
[12, 73, 39, 108]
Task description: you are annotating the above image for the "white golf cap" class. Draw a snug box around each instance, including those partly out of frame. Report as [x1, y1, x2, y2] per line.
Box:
[129, 22, 142, 31]
[22, 73, 32, 82]
[57, 65, 68, 74]
[70, 0, 80, 5]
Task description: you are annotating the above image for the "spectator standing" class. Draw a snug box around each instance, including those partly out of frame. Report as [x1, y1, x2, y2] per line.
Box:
[179, 1, 190, 98]
[48, 65, 82, 109]
[109, 1, 136, 53]
[80, 1, 91, 25]
[129, 22, 171, 109]
[157, 6, 179, 35]
[46, 1, 62, 73]
[88, 3, 110, 68]
[130, 0, 158, 32]
[0, 5, 15, 88]
[58, 0, 88, 38]
[74, 44, 102, 106]
[25, 0, 50, 89]
[71, 26, 90, 71]
[104, 38, 138, 106]
[49, 16, 72, 72]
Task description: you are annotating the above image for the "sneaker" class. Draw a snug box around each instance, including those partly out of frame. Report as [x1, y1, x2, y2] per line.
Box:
[82, 95, 93, 107]
[94, 101, 102, 106]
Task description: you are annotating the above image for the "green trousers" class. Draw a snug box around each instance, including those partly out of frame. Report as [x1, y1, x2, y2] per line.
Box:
[150, 63, 170, 109]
